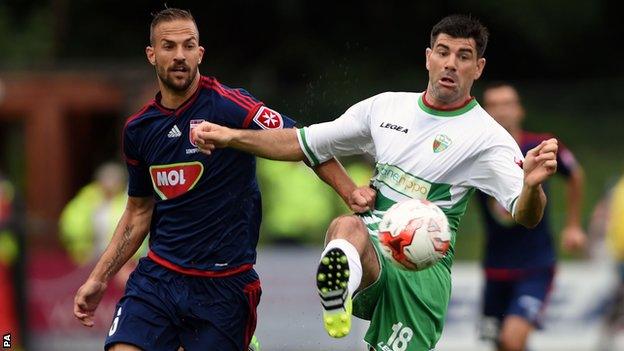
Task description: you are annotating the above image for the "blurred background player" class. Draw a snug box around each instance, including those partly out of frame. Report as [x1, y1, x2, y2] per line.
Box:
[0, 170, 26, 350]
[59, 162, 142, 288]
[256, 159, 336, 246]
[60, 162, 127, 265]
[600, 172, 624, 350]
[478, 82, 587, 351]
[257, 158, 372, 245]
[72, 7, 355, 351]
[606, 173, 624, 282]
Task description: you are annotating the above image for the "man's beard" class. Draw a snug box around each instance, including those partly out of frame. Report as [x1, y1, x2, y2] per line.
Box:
[430, 82, 459, 104]
[156, 63, 197, 93]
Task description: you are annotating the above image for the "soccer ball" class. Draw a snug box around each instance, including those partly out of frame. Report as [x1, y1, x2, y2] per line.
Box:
[378, 199, 451, 271]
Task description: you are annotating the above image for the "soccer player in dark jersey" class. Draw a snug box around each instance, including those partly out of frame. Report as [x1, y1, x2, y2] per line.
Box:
[72, 8, 362, 351]
[478, 82, 587, 351]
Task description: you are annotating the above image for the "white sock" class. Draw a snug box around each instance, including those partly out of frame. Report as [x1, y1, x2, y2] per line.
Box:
[320, 239, 363, 296]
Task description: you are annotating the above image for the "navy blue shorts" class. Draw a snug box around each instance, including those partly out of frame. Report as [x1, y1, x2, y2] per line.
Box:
[480, 267, 555, 339]
[105, 257, 261, 351]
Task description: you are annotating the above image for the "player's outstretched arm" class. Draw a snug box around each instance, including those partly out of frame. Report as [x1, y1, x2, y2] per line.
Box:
[192, 122, 305, 161]
[192, 122, 376, 212]
[513, 138, 558, 228]
[312, 159, 376, 213]
[73, 196, 153, 327]
[561, 165, 587, 252]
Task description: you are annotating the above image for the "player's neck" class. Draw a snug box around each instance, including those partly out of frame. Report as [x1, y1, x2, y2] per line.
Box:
[158, 74, 201, 110]
[509, 127, 522, 144]
[423, 89, 473, 111]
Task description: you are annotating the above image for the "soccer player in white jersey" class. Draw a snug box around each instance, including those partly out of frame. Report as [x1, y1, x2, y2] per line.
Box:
[191, 14, 559, 351]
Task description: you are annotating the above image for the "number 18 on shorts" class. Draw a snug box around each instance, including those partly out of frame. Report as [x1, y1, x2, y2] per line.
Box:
[376, 322, 414, 351]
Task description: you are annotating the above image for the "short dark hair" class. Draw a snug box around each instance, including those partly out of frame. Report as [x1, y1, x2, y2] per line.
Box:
[430, 14, 489, 57]
[483, 81, 516, 93]
[150, 8, 197, 44]
[482, 81, 521, 104]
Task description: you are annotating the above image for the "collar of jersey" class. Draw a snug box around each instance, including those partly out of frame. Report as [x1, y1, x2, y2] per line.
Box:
[418, 92, 478, 117]
[153, 79, 203, 117]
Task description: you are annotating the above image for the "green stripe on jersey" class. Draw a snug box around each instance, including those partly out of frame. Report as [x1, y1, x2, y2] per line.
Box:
[298, 128, 320, 166]
[509, 195, 519, 217]
[417, 94, 478, 117]
[442, 188, 475, 233]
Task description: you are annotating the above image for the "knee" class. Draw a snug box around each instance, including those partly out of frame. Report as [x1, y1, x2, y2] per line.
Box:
[326, 215, 367, 242]
[498, 334, 525, 351]
[497, 315, 532, 351]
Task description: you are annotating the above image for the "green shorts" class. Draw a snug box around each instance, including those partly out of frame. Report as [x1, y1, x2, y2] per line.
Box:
[353, 234, 452, 351]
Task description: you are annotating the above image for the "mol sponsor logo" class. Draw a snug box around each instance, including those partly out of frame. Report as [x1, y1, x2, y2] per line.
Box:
[149, 162, 204, 200]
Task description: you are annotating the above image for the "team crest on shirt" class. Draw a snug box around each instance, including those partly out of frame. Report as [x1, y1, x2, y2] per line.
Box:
[149, 162, 204, 200]
[433, 134, 452, 153]
[189, 119, 206, 147]
[253, 106, 283, 129]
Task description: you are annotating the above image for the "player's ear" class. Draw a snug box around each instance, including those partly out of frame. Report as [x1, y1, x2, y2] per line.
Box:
[474, 57, 486, 79]
[198, 45, 205, 64]
[146, 46, 156, 66]
[425, 48, 432, 70]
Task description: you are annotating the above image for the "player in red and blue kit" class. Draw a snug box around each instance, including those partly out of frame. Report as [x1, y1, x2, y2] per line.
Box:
[477, 82, 587, 351]
[73, 8, 359, 351]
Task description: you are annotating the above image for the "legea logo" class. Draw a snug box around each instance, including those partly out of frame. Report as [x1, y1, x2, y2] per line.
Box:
[149, 162, 204, 200]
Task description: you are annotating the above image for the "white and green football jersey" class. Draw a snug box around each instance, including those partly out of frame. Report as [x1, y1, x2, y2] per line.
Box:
[297, 92, 524, 266]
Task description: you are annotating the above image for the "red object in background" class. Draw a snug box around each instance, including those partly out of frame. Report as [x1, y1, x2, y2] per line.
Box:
[0, 262, 18, 344]
[28, 249, 125, 334]
[0, 177, 18, 345]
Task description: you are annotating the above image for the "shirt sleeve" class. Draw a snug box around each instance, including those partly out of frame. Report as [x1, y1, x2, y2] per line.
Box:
[296, 95, 377, 166]
[469, 135, 524, 214]
[122, 125, 153, 197]
[244, 104, 297, 130]
[555, 140, 578, 178]
[525, 133, 578, 178]
[214, 85, 297, 129]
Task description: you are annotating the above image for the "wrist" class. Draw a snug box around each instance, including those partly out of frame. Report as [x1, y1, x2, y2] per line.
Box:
[88, 264, 115, 285]
[522, 181, 541, 192]
[87, 276, 109, 287]
[228, 128, 243, 148]
[343, 184, 358, 200]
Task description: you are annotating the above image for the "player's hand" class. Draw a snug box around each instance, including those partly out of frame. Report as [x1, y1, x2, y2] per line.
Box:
[191, 121, 233, 155]
[522, 138, 558, 187]
[74, 279, 108, 327]
[561, 225, 587, 253]
[348, 186, 376, 213]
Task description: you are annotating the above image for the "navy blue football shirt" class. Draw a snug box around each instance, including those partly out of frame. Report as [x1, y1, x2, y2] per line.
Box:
[477, 132, 578, 271]
[123, 76, 296, 275]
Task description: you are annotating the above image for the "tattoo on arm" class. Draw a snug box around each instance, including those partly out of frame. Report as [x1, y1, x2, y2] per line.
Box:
[103, 224, 134, 281]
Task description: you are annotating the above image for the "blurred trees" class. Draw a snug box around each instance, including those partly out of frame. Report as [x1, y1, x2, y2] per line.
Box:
[0, 2, 54, 67]
[0, 0, 622, 79]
